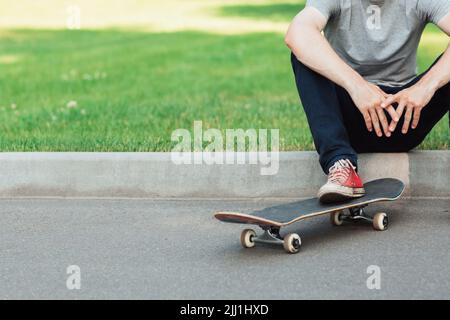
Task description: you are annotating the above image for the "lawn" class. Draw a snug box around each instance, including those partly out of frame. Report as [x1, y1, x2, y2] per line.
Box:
[0, 0, 448, 151]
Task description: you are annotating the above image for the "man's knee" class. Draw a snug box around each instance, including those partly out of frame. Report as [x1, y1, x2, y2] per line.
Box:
[429, 81, 450, 117]
[290, 52, 303, 76]
[290, 52, 316, 78]
[439, 80, 450, 98]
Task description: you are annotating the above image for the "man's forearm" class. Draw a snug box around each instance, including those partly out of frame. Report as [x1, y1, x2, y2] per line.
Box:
[417, 43, 450, 92]
[285, 11, 365, 95]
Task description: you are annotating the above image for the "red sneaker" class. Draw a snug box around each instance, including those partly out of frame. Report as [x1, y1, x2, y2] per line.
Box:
[318, 159, 365, 203]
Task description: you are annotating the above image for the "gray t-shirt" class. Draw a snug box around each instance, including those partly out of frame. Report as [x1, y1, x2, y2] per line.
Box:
[306, 0, 450, 86]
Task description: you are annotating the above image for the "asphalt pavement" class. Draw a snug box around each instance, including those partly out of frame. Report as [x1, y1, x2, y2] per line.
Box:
[0, 198, 449, 299]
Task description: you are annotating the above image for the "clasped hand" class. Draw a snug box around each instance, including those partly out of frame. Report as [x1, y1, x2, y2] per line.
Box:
[350, 80, 435, 137]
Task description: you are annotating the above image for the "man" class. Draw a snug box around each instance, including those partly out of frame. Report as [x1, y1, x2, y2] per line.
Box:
[285, 0, 450, 203]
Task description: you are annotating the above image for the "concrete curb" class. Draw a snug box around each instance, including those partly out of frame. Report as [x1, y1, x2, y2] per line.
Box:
[0, 151, 448, 198]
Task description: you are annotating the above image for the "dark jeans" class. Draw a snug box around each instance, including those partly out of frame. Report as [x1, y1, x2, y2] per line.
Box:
[291, 53, 450, 174]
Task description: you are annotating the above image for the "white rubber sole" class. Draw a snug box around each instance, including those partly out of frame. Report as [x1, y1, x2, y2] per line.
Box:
[318, 184, 365, 204]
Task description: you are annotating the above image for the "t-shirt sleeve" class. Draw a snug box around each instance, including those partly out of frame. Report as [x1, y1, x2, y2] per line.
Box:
[417, 0, 450, 24]
[306, 0, 341, 20]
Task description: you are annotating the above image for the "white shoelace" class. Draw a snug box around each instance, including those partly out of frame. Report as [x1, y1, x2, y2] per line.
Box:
[328, 159, 355, 184]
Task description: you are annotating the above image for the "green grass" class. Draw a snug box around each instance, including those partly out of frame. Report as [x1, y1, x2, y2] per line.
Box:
[218, 2, 304, 22]
[0, 26, 448, 151]
[0, 30, 306, 151]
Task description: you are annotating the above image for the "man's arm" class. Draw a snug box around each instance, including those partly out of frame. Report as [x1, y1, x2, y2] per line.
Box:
[418, 13, 450, 92]
[285, 7, 398, 137]
[383, 12, 450, 133]
[285, 8, 362, 93]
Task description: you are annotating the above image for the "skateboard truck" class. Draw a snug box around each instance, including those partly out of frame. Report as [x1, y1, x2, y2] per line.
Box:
[241, 226, 302, 254]
[253, 227, 284, 245]
[346, 206, 373, 222]
[333, 205, 389, 230]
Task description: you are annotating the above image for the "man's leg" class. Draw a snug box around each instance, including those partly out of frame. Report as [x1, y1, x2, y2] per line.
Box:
[290, 53, 358, 173]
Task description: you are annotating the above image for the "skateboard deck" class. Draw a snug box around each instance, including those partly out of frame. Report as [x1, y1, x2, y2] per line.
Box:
[215, 178, 405, 254]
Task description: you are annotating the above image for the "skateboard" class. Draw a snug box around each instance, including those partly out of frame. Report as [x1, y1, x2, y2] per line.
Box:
[215, 178, 405, 254]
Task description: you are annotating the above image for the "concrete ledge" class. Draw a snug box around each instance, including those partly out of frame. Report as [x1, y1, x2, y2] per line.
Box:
[0, 151, 448, 198]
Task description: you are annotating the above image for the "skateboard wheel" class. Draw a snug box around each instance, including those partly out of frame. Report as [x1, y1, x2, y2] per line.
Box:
[283, 233, 301, 254]
[240, 229, 256, 248]
[330, 210, 345, 226]
[373, 212, 388, 231]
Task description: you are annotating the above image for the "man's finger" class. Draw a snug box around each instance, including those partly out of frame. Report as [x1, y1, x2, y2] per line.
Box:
[363, 110, 373, 132]
[389, 101, 405, 132]
[385, 105, 399, 124]
[411, 107, 422, 129]
[381, 94, 398, 108]
[376, 107, 390, 137]
[369, 109, 382, 137]
[402, 105, 413, 134]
